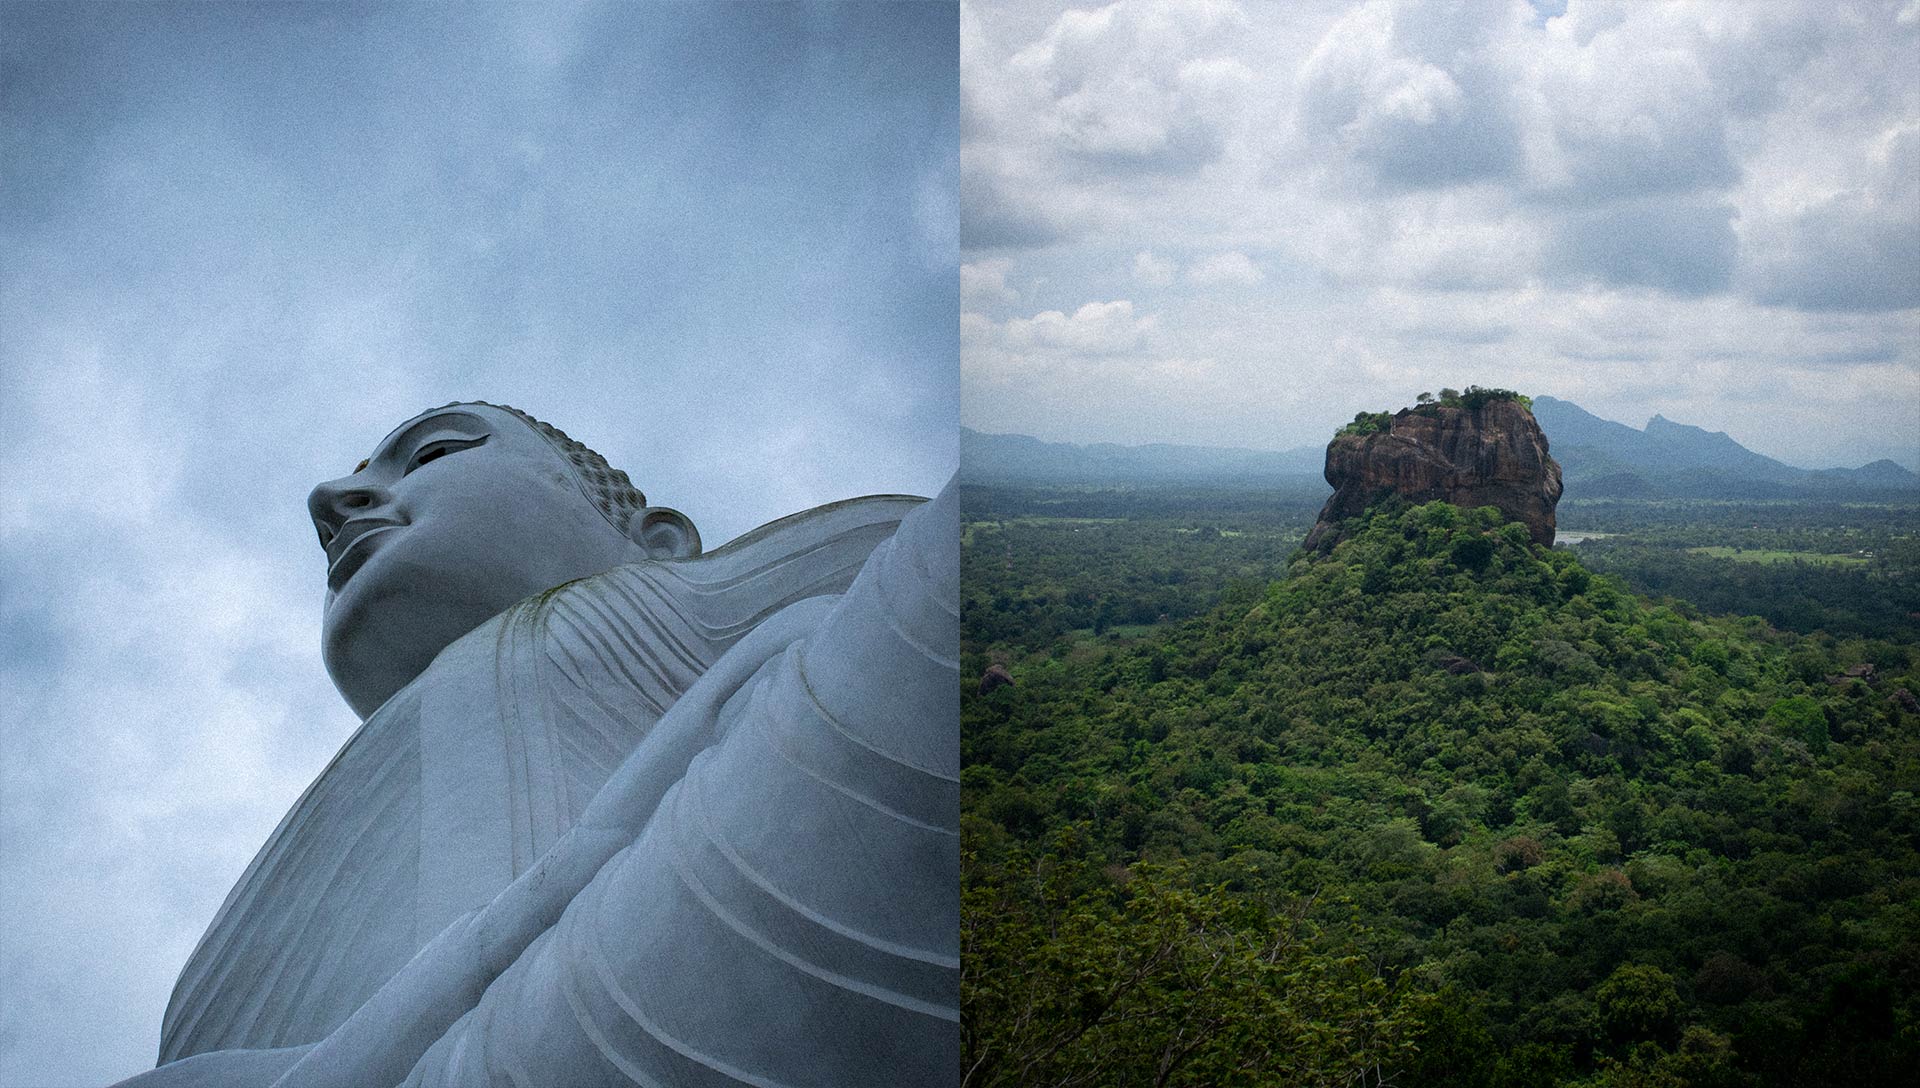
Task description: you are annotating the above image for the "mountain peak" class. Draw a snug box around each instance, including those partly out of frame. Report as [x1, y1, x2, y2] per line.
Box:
[1645, 413, 1716, 437]
[1534, 399, 1918, 495]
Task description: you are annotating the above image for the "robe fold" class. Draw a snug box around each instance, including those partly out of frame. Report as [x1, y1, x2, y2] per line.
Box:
[146, 493, 934, 1082]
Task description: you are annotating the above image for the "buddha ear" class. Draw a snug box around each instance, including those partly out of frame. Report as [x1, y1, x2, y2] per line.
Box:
[630, 506, 701, 559]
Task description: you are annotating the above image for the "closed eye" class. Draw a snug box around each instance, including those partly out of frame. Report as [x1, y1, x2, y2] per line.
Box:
[406, 435, 487, 473]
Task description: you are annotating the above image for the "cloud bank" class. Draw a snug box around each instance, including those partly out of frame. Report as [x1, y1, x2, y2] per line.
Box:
[962, 0, 1919, 469]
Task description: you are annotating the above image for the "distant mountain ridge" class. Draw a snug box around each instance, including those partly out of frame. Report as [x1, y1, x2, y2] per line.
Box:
[961, 427, 1324, 485]
[1529, 396, 1919, 498]
[966, 400, 1920, 499]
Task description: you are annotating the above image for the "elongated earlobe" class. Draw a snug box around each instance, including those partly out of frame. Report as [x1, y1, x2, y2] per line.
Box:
[629, 506, 701, 558]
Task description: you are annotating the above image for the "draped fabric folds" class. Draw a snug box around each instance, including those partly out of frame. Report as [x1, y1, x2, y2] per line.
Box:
[142, 493, 938, 1087]
[401, 481, 960, 1086]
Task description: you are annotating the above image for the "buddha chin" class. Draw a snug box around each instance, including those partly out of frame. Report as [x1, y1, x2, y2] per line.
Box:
[322, 545, 488, 723]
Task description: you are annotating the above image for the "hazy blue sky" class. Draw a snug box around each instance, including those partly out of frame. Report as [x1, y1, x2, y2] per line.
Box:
[0, 4, 955, 1083]
[962, 0, 1919, 469]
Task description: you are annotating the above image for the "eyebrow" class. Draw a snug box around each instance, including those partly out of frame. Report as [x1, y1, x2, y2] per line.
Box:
[359, 410, 492, 472]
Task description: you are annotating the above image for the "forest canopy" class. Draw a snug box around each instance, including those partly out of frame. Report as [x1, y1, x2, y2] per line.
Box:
[962, 496, 1919, 1087]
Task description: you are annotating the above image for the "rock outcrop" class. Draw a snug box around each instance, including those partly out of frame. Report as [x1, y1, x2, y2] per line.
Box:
[1305, 399, 1563, 551]
[979, 663, 1015, 695]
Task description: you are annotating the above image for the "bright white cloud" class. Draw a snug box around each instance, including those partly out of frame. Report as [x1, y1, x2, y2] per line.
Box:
[961, 258, 1019, 305]
[1010, 0, 1251, 169]
[1004, 299, 1156, 354]
[1293, 0, 1520, 190]
[1186, 251, 1264, 286]
[1133, 249, 1177, 285]
[961, 0, 1281, 247]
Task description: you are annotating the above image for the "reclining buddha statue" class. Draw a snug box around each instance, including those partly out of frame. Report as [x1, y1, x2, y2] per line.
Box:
[112, 402, 958, 1087]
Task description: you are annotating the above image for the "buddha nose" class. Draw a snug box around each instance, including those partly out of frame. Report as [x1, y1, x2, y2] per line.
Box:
[307, 476, 394, 549]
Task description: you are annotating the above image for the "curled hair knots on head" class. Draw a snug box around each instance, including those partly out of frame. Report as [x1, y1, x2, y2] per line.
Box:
[440, 400, 646, 535]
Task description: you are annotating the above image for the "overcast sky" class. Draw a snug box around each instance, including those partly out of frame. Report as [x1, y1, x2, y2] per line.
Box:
[0, 4, 955, 1084]
[962, 0, 1919, 469]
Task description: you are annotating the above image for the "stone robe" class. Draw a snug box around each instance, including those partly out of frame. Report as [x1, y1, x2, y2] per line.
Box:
[120, 486, 957, 1087]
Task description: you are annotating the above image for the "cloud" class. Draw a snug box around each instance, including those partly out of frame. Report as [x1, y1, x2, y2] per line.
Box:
[1004, 300, 1157, 355]
[960, 310, 996, 344]
[960, 158, 1075, 248]
[1290, 2, 1749, 298]
[962, 0, 1916, 474]
[1186, 251, 1264, 286]
[0, 358, 347, 1084]
[960, 0, 1266, 250]
[1543, 197, 1739, 296]
[1271, 0, 1888, 302]
[1393, 321, 1514, 346]
[1744, 122, 1920, 313]
[1293, 0, 1522, 191]
[1133, 250, 1177, 285]
[1288, 1, 1828, 211]
[1510, 11, 1746, 203]
[961, 258, 1019, 305]
[1009, 0, 1251, 173]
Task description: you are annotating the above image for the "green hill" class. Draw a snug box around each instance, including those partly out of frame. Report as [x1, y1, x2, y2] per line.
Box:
[962, 499, 1919, 1087]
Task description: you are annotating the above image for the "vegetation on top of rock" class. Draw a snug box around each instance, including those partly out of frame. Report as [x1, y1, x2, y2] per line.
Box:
[1337, 410, 1393, 438]
[1340, 387, 1532, 438]
[1414, 385, 1534, 413]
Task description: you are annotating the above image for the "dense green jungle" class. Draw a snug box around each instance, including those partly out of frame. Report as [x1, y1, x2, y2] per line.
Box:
[960, 483, 1920, 1087]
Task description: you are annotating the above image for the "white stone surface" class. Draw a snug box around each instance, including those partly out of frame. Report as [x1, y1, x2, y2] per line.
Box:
[111, 405, 957, 1087]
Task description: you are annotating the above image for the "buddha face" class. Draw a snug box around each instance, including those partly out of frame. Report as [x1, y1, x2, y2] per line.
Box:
[308, 405, 647, 719]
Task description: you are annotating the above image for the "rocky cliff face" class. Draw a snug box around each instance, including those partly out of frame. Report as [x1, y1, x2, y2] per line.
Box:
[1305, 399, 1563, 551]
